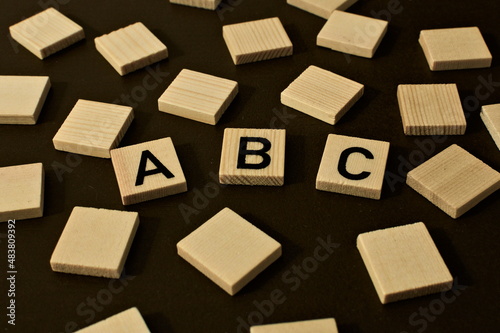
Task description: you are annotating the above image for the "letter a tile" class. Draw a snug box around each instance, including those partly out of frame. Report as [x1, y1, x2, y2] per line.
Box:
[76, 308, 150, 332]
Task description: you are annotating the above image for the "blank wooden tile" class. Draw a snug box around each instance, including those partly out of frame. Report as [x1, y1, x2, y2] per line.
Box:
[251, 318, 338, 333]
[170, 0, 221, 10]
[0, 76, 51, 125]
[481, 104, 500, 150]
[316, 134, 390, 199]
[317, 10, 388, 58]
[50, 207, 139, 278]
[357, 222, 453, 304]
[158, 69, 238, 125]
[9, 8, 84, 59]
[287, 0, 358, 19]
[407, 144, 500, 219]
[281, 66, 364, 125]
[178, 208, 281, 295]
[95, 22, 168, 76]
[77, 308, 150, 333]
[53, 99, 134, 158]
[223, 17, 293, 65]
[0, 163, 44, 222]
[419, 27, 492, 71]
[110, 137, 187, 205]
[397, 84, 466, 136]
[219, 128, 286, 186]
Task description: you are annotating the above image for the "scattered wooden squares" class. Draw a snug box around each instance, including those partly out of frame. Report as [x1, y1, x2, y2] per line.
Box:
[76, 307, 150, 333]
[281, 66, 364, 125]
[251, 318, 338, 333]
[223, 17, 293, 65]
[50, 207, 140, 278]
[95, 22, 168, 76]
[407, 144, 500, 218]
[357, 222, 453, 304]
[170, 0, 221, 10]
[177, 208, 281, 295]
[287, 0, 358, 19]
[481, 104, 500, 150]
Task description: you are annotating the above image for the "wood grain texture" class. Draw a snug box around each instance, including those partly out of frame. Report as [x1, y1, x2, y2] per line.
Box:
[77, 307, 150, 332]
[158, 69, 238, 125]
[287, 0, 358, 19]
[223, 17, 293, 65]
[53, 99, 134, 158]
[481, 104, 500, 150]
[170, 0, 221, 10]
[281, 65, 364, 125]
[0, 76, 50, 125]
[251, 318, 338, 333]
[357, 222, 453, 304]
[406, 144, 500, 219]
[50, 207, 140, 278]
[419, 27, 492, 71]
[95, 22, 168, 76]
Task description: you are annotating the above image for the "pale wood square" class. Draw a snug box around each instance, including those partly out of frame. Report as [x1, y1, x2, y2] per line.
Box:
[178, 208, 281, 295]
[110, 137, 187, 205]
[251, 318, 338, 333]
[287, 0, 358, 19]
[223, 17, 293, 65]
[95, 22, 168, 76]
[158, 69, 238, 125]
[50, 207, 139, 278]
[219, 128, 286, 186]
[407, 144, 500, 218]
[357, 222, 453, 304]
[481, 104, 500, 150]
[281, 66, 364, 125]
[170, 0, 222, 10]
[77, 308, 150, 333]
[53, 99, 134, 158]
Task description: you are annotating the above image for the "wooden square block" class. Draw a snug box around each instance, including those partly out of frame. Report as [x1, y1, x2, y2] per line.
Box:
[177, 208, 282, 295]
[0, 163, 44, 222]
[50, 207, 139, 278]
[281, 66, 364, 125]
[110, 137, 187, 205]
[251, 318, 338, 333]
[407, 144, 500, 218]
[317, 10, 388, 58]
[397, 84, 466, 136]
[9, 8, 84, 59]
[357, 222, 453, 304]
[223, 17, 293, 65]
[219, 128, 286, 186]
[481, 104, 500, 150]
[77, 308, 150, 333]
[170, 0, 222, 10]
[0, 76, 51, 125]
[419, 27, 492, 71]
[158, 69, 238, 125]
[53, 99, 134, 158]
[316, 134, 390, 199]
[287, 0, 358, 19]
[95, 22, 168, 76]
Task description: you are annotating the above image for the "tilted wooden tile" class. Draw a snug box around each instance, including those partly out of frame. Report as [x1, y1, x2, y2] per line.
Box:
[316, 134, 390, 199]
[357, 222, 453, 304]
[223, 17, 293, 65]
[0, 76, 51, 125]
[0, 163, 44, 222]
[9, 8, 84, 59]
[317, 10, 388, 58]
[419, 27, 492, 71]
[95, 22, 168, 76]
[287, 0, 358, 19]
[158, 69, 238, 125]
[251, 318, 338, 333]
[177, 208, 282, 295]
[110, 137, 187, 205]
[481, 104, 500, 150]
[397, 84, 466, 136]
[53, 99, 134, 158]
[407, 144, 500, 218]
[50, 207, 139, 278]
[281, 66, 364, 125]
[170, 0, 221, 10]
[219, 128, 286, 186]
[77, 308, 150, 333]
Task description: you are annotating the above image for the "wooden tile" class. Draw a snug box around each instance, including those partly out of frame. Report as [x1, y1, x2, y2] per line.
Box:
[95, 22, 168, 76]
[251, 318, 338, 333]
[170, 0, 221, 10]
[223, 17, 293, 65]
[177, 208, 282, 295]
[50, 207, 139, 278]
[219, 128, 286, 186]
[158, 69, 238, 125]
[53, 99, 134, 158]
[110, 137, 187, 205]
[0, 163, 44, 222]
[357, 222, 453, 304]
[316, 134, 390, 199]
[77, 308, 150, 333]
[317, 10, 388, 58]
[0, 76, 51, 125]
[287, 0, 358, 19]
[481, 104, 500, 150]
[419, 27, 492, 71]
[397, 84, 466, 136]
[281, 65, 364, 125]
[9, 8, 84, 59]
[407, 144, 500, 219]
